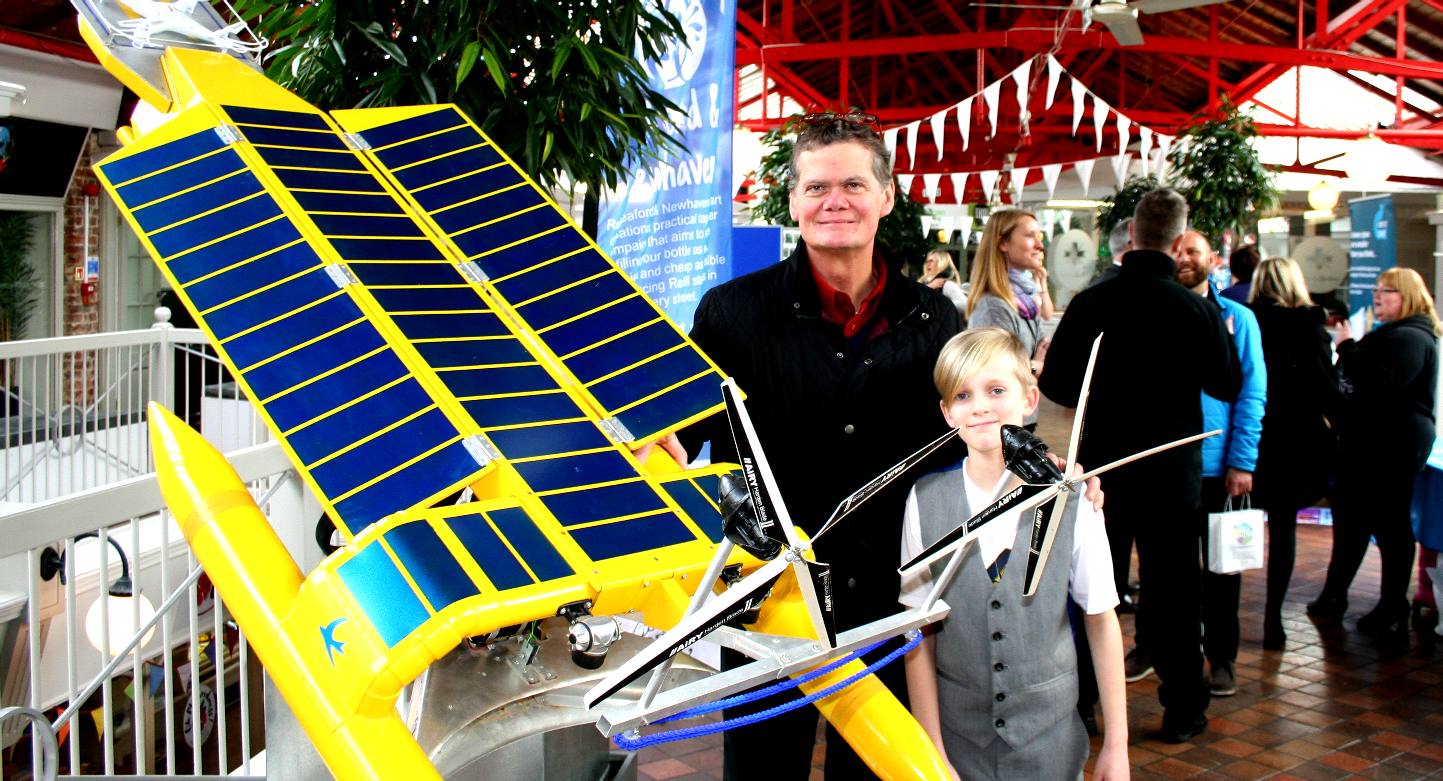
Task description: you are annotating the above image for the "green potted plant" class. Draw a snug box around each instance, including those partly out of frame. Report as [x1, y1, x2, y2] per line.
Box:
[0, 211, 36, 416]
[1165, 99, 1279, 249]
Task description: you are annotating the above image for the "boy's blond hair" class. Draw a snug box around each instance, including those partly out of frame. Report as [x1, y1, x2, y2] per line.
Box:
[934, 327, 1035, 400]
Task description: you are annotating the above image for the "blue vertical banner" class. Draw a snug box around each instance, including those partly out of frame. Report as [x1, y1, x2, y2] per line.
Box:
[597, 0, 736, 331]
[1347, 194, 1396, 326]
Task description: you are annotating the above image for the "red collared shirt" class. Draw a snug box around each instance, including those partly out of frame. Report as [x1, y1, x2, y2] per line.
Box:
[810, 256, 889, 339]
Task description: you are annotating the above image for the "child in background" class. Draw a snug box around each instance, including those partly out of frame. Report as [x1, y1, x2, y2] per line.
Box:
[900, 328, 1129, 781]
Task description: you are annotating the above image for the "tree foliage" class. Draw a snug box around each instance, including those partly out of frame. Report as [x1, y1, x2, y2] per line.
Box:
[234, 0, 686, 193]
[1095, 173, 1158, 260]
[1166, 99, 1279, 248]
[0, 212, 37, 342]
[752, 126, 932, 273]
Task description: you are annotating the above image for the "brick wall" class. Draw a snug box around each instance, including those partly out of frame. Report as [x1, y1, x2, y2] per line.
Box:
[62, 132, 99, 405]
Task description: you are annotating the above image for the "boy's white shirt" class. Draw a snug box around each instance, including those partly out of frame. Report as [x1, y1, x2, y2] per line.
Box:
[898, 457, 1120, 614]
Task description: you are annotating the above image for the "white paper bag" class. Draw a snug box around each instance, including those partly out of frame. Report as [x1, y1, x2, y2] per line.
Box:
[1207, 496, 1265, 575]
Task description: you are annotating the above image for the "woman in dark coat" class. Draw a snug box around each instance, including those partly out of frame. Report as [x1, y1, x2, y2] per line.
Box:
[1309, 267, 1442, 641]
[1248, 258, 1341, 650]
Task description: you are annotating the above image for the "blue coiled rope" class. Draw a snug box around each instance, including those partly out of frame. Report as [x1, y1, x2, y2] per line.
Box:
[613, 630, 922, 751]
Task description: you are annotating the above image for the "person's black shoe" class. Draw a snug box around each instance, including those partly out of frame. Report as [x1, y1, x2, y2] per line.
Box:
[1124, 647, 1154, 682]
[1412, 600, 1439, 633]
[1209, 663, 1238, 697]
[1159, 713, 1209, 744]
[1263, 618, 1286, 651]
[1358, 602, 1409, 642]
[1306, 593, 1347, 622]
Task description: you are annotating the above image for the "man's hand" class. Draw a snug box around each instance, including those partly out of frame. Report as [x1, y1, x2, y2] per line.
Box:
[631, 432, 688, 467]
[1225, 468, 1252, 497]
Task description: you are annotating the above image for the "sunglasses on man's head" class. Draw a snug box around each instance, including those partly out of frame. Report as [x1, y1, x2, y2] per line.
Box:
[798, 111, 880, 127]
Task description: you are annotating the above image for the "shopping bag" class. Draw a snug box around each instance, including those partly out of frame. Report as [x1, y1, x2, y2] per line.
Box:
[1207, 495, 1265, 575]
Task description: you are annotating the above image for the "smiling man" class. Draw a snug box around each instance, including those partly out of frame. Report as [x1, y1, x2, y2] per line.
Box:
[677, 115, 962, 780]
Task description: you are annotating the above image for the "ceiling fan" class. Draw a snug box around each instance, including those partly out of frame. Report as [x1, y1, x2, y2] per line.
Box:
[976, 0, 1233, 47]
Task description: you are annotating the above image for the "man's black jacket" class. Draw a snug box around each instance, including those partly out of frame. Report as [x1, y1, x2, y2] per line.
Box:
[681, 243, 962, 629]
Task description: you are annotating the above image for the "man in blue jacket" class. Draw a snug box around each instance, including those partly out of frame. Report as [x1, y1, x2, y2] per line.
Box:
[1133, 229, 1265, 696]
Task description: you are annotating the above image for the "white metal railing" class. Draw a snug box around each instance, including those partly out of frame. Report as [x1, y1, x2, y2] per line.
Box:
[0, 310, 300, 779]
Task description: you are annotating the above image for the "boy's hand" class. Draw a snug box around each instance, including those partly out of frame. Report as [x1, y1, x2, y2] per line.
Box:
[1093, 740, 1130, 781]
[631, 432, 688, 466]
[1046, 454, 1105, 511]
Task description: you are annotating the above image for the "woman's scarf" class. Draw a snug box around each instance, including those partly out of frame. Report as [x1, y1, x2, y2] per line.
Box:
[1008, 267, 1039, 320]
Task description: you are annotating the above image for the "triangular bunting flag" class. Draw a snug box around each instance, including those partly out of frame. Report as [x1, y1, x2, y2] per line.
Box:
[1011, 60, 1033, 123]
[979, 169, 1000, 201]
[938, 216, 954, 239]
[957, 214, 975, 245]
[931, 111, 949, 161]
[904, 119, 922, 170]
[1011, 167, 1030, 199]
[1116, 114, 1132, 156]
[923, 173, 942, 203]
[897, 173, 915, 200]
[921, 215, 933, 237]
[1070, 77, 1087, 135]
[1045, 55, 1063, 110]
[956, 97, 974, 151]
[1073, 158, 1096, 197]
[982, 80, 1002, 138]
[1092, 95, 1109, 152]
[883, 127, 900, 171]
[950, 172, 969, 204]
[1111, 152, 1132, 188]
[1041, 163, 1063, 200]
[1156, 134, 1174, 179]
[1139, 127, 1154, 176]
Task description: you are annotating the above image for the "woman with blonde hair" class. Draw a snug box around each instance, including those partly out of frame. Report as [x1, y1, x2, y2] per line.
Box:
[920, 248, 967, 317]
[966, 210, 1053, 426]
[1247, 257, 1342, 649]
[1309, 267, 1441, 642]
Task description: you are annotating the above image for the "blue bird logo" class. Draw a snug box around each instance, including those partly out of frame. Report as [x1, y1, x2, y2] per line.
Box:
[320, 618, 347, 665]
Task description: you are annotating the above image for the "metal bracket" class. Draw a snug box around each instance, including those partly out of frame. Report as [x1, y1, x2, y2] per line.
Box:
[214, 124, 243, 145]
[599, 417, 635, 445]
[342, 132, 372, 151]
[457, 261, 489, 284]
[462, 436, 501, 468]
[324, 264, 359, 289]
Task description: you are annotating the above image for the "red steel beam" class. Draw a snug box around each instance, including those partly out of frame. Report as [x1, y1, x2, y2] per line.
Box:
[1229, 0, 1409, 105]
[0, 27, 97, 63]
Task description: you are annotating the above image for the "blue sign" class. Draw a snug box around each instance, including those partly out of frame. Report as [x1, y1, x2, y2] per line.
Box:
[597, 0, 736, 331]
[1346, 195, 1396, 325]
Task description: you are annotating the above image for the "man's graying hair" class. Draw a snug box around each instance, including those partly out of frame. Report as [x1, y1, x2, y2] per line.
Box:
[1108, 218, 1132, 258]
[789, 120, 893, 189]
[1131, 188, 1188, 252]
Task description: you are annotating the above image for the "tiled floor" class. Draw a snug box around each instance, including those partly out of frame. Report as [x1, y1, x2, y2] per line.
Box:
[633, 400, 1443, 780]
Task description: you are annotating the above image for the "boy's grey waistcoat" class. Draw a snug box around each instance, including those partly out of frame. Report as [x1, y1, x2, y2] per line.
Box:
[916, 463, 1079, 751]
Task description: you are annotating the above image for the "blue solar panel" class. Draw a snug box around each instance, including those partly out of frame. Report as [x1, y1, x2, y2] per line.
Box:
[430, 184, 539, 234]
[265, 350, 409, 429]
[570, 513, 696, 561]
[461, 392, 584, 428]
[184, 242, 319, 312]
[519, 274, 635, 330]
[252, 146, 366, 171]
[662, 478, 725, 543]
[541, 296, 657, 356]
[392, 313, 507, 340]
[589, 349, 710, 411]
[99, 128, 225, 185]
[413, 166, 524, 213]
[563, 319, 672, 382]
[329, 238, 446, 261]
[356, 108, 462, 150]
[484, 421, 611, 459]
[149, 195, 283, 259]
[241, 321, 386, 398]
[292, 191, 401, 213]
[133, 172, 264, 232]
[203, 269, 338, 340]
[511, 451, 635, 493]
[311, 214, 425, 238]
[414, 338, 532, 368]
[224, 105, 332, 131]
[486, 507, 573, 581]
[115, 150, 244, 207]
[493, 249, 610, 303]
[614, 373, 721, 441]
[374, 126, 482, 169]
[166, 219, 302, 283]
[472, 228, 587, 278]
[272, 168, 385, 192]
[369, 287, 485, 312]
[331, 439, 481, 528]
[238, 125, 348, 150]
[337, 543, 429, 647]
[308, 407, 454, 490]
[393, 146, 506, 191]
[542, 481, 667, 527]
[384, 521, 479, 610]
[222, 294, 358, 368]
[451, 207, 565, 259]
[437, 365, 556, 397]
[286, 379, 431, 463]
[445, 512, 532, 591]
[347, 262, 464, 286]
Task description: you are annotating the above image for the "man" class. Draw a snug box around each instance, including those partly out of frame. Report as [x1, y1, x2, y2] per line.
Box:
[1220, 244, 1260, 304]
[1088, 218, 1131, 289]
[1125, 229, 1266, 696]
[678, 116, 962, 779]
[1039, 189, 1241, 743]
